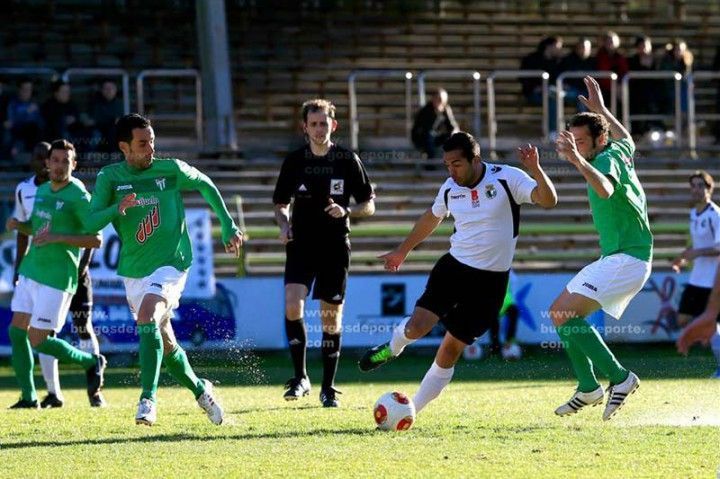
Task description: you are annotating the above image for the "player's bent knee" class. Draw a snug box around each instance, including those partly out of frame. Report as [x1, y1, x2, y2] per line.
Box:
[28, 328, 51, 348]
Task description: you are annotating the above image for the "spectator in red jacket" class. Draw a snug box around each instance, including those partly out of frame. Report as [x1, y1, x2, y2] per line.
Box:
[596, 31, 628, 103]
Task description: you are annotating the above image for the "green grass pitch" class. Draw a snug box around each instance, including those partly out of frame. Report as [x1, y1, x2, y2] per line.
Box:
[0, 346, 717, 478]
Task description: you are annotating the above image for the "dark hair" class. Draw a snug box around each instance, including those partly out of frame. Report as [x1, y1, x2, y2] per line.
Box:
[442, 132, 480, 162]
[31, 141, 51, 162]
[566, 112, 610, 141]
[50, 139, 76, 161]
[301, 99, 336, 123]
[52, 79, 69, 93]
[115, 113, 152, 144]
[538, 36, 561, 52]
[17, 77, 32, 87]
[634, 35, 650, 48]
[689, 170, 714, 189]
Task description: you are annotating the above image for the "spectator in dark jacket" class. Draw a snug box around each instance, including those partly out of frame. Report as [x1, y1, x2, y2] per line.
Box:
[411, 88, 459, 158]
[4, 78, 43, 161]
[520, 36, 564, 133]
[88, 79, 124, 153]
[627, 35, 661, 136]
[41, 80, 90, 146]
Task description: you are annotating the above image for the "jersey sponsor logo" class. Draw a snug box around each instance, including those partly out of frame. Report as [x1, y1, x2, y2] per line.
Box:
[155, 177, 167, 191]
[485, 184, 497, 199]
[298, 184, 308, 192]
[116, 184, 134, 191]
[150, 282, 163, 289]
[330, 179, 344, 195]
[582, 282, 598, 292]
[136, 196, 159, 207]
[36, 210, 52, 221]
[55, 200, 64, 210]
[135, 206, 160, 244]
[450, 193, 466, 200]
[470, 190, 480, 208]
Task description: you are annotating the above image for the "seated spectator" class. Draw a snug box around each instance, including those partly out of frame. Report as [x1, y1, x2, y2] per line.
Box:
[4, 78, 43, 161]
[627, 35, 662, 136]
[713, 46, 720, 144]
[411, 88, 459, 158]
[41, 80, 91, 147]
[88, 78, 124, 153]
[596, 31, 628, 101]
[659, 38, 693, 115]
[519, 36, 564, 134]
[557, 37, 594, 114]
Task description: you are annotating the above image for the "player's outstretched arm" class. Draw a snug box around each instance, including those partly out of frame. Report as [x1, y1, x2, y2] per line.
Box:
[378, 208, 443, 272]
[6, 217, 32, 236]
[33, 229, 103, 249]
[177, 161, 243, 252]
[517, 143, 557, 208]
[578, 76, 633, 146]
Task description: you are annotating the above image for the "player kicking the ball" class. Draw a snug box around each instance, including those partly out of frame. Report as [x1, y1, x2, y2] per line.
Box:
[358, 132, 556, 414]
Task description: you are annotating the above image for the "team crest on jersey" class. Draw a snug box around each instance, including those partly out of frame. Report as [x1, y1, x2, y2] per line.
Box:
[136, 206, 160, 243]
[485, 184, 497, 199]
[55, 200, 64, 210]
[330, 179, 344, 195]
[470, 190, 480, 208]
[155, 178, 167, 191]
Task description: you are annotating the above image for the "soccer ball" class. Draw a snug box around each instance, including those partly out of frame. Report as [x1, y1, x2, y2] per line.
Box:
[373, 391, 416, 431]
[501, 342, 522, 361]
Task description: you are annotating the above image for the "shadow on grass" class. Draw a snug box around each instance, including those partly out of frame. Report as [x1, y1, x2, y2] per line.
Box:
[0, 345, 714, 392]
[0, 427, 374, 451]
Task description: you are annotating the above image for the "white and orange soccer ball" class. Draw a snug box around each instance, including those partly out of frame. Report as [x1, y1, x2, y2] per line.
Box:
[373, 391, 416, 431]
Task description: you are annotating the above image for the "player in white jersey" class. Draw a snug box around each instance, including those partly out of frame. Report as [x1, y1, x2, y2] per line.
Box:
[13, 142, 106, 407]
[672, 170, 720, 377]
[358, 132, 557, 414]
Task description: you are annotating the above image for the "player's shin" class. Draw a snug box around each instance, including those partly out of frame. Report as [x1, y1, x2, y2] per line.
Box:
[163, 346, 205, 398]
[138, 323, 163, 401]
[9, 326, 37, 402]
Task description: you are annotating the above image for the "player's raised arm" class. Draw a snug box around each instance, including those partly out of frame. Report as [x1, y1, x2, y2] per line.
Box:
[517, 143, 557, 208]
[578, 76, 633, 147]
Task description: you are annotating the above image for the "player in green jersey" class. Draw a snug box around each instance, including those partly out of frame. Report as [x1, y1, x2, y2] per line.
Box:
[5, 140, 110, 409]
[550, 77, 653, 421]
[89, 114, 243, 426]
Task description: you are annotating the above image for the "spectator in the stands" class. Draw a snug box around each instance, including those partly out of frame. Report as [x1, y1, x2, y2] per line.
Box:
[713, 46, 720, 144]
[659, 38, 693, 114]
[88, 78, 124, 153]
[520, 36, 565, 134]
[557, 37, 594, 114]
[411, 88, 459, 158]
[596, 31, 628, 102]
[4, 78, 43, 161]
[627, 35, 661, 136]
[41, 80, 91, 147]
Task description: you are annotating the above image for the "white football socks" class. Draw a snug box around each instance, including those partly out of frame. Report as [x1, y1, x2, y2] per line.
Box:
[412, 361, 455, 413]
[389, 317, 414, 356]
[39, 353, 62, 398]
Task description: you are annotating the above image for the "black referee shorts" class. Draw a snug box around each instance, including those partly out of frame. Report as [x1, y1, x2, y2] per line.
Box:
[70, 270, 93, 337]
[416, 253, 509, 345]
[678, 284, 720, 322]
[284, 238, 350, 305]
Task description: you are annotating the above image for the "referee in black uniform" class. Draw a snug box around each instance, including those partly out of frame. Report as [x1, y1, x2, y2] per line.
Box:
[273, 99, 375, 407]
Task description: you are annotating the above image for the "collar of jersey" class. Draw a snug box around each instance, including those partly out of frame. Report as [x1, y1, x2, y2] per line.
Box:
[459, 161, 487, 190]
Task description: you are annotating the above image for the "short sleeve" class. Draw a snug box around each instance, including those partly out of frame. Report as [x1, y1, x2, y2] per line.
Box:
[712, 210, 720, 245]
[431, 180, 451, 218]
[175, 159, 208, 191]
[503, 166, 537, 205]
[273, 156, 296, 205]
[348, 154, 374, 204]
[74, 190, 98, 234]
[592, 151, 621, 184]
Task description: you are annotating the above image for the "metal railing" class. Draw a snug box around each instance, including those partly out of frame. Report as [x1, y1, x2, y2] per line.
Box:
[416, 69, 482, 139]
[621, 71, 683, 145]
[556, 71, 617, 131]
[62, 68, 131, 115]
[687, 71, 720, 157]
[348, 69, 414, 151]
[0, 67, 58, 78]
[136, 69, 203, 143]
[487, 70, 549, 155]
